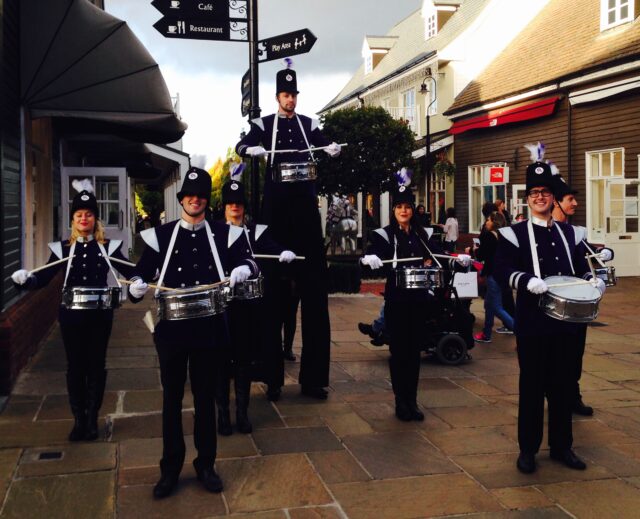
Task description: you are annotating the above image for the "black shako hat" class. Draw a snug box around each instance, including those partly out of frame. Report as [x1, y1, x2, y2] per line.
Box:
[276, 58, 298, 95]
[222, 179, 246, 206]
[70, 179, 99, 217]
[177, 167, 211, 202]
[552, 174, 578, 201]
[524, 142, 557, 193]
[391, 168, 415, 207]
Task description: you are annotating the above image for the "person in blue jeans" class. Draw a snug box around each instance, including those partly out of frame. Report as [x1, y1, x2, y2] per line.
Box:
[473, 211, 514, 342]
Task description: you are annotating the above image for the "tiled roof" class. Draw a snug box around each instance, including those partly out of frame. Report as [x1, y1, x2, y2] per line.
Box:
[321, 0, 491, 112]
[365, 36, 399, 50]
[447, 0, 640, 114]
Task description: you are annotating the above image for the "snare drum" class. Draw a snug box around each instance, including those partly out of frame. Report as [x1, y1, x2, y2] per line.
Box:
[594, 265, 617, 287]
[274, 162, 317, 183]
[395, 268, 443, 290]
[232, 276, 264, 300]
[156, 286, 228, 321]
[61, 287, 122, 310]
[539, 275, 602, 323]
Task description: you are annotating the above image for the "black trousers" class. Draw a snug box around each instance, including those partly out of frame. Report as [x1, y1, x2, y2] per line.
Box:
[281, 277, 300, 350]
[516, 332, 580, 454]
[572, 325, 588, 401]
[384, 300, 429, 402]
[154, 316, 224, 475]
[59, 308, 113, 411]
[263, 192, 331, 388]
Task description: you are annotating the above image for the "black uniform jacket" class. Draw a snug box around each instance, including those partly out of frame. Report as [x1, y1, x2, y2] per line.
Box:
[493, 218, 594, 336]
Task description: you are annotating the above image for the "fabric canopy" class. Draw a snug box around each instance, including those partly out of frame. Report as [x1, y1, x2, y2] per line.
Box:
[20, 0, 187, 144]
[448, 96, 560, 135]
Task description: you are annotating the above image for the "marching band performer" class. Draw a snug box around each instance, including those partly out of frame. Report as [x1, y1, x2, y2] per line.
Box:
[235, 59, 341, 400]
[360, 170, 471, 421]
[11, 180, 134, 442]
[494, 143, 606, 474]
[129, 167, 259, 499]
[551, 173, 614, 416]
[215, 165, 296, 435]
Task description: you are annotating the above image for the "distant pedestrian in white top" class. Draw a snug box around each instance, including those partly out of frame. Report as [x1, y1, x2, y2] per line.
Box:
[438, 207, 458, 253]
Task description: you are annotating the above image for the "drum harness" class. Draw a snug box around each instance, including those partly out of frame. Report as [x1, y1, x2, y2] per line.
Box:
[154, 221, 226, 297]
[391, 230, 444, 296]
[62, 239, 122, 292]
[526, 219, 574, 280]
[269, 114, 315, 172]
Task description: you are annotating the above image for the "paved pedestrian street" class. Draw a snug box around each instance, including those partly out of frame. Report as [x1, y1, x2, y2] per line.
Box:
[2, 279, 640, 518]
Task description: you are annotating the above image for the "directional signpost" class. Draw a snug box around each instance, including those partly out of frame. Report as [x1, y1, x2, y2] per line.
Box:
[151, 0, 318, 215]
[258, 29, 317, 63]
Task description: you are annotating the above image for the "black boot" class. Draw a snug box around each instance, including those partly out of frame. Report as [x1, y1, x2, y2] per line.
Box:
[235, 367, 253, 434]
[85, 370, 106, 441]
[394, 397, 413, 422]
[573, 396, 594, 416]
[66, 371, 87, 442]
[216, 362, 233, 436]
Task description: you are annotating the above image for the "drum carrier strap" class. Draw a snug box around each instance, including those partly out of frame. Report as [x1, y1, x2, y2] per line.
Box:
[527, 219, 574, 279]
[204, 220, 226, 281]
[97, 242, 122, 289]
[62, 241, 77, 289]
[580, 239, 605, 267]
[269, 114, 315, 168]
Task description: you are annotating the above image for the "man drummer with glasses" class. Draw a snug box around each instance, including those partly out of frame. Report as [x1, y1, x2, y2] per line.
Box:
[551, 175, 614, 417]
[128, 167, 259, 499]
[235, 59, 341, 401]
[494, 143, 606, 475]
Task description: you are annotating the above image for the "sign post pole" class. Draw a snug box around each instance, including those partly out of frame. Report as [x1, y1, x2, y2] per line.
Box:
[248, 0, 261, 218]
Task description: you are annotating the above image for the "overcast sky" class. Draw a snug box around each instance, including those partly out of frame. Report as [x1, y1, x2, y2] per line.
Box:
[104, 0, 422, 168]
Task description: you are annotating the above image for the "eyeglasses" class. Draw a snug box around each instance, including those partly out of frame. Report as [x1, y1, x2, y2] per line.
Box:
[528, 189, 553, 198]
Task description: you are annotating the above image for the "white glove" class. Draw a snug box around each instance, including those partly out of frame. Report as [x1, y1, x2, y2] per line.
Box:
[594, 277, 606, 296]
[129, 278, 149, 299]
[361, 255, 383, 270]
[324, 142, 341, 158]
[279, 250, 296, 263]
[11, 269, 31, 285]
[526, 277, 548, 295]
[597, 249, 613, 262]
[455, 254, 471, 267]
[246, 146, 267, 157]
[229, 265, 251, 287]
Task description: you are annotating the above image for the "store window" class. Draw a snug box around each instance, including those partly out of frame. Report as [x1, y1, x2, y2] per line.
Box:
[468, 163, 507, 231]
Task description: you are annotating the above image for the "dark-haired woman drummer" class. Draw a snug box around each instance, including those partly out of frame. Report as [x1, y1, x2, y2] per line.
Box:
[11, 181, 134, 441]
[361, 172, 470, 421]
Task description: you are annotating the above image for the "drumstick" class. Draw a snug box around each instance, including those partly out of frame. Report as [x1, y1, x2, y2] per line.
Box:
[28, 256, 74, 274]
[117, 278, 178, 293]
[108, 257, 136, 267]
[546, 280, 597, 288]
[190, 279, 230, 291]
[298, 143, 348, 153]
[253, 254, 306, 260]
[380, 257, 425, 264]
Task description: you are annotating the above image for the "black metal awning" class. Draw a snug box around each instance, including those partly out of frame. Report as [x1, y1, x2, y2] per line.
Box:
[20, 0, 187, 144]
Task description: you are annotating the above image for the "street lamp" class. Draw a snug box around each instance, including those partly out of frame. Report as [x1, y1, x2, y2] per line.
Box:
[420, 68, 437, 222]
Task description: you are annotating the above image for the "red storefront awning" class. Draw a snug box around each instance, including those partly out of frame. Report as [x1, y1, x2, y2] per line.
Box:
[449, 96, 560, 135]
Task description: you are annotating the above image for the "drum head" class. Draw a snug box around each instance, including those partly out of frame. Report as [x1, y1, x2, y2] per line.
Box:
[544, 276, 601, 301]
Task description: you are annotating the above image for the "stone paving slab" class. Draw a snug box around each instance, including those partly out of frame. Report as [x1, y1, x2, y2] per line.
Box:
[1, 470, 115, 519]
[306, 450, 370, 484]
[0, 420, 72, 448]
[489, 486, 554, 511]
[18, 442, 116, 477]
[288, 507, 343, 519]
[430, 404, 517, 428]
[425, 425, 518, 456]
[0, 398, 41, 423]
[330, 473, 503, 519]
[38, 392, 118, 420]
[0, 449, 20, 506]
[252, 426, 343, 455]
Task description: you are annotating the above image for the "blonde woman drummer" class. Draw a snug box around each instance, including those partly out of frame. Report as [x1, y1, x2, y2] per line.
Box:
[11, 180, 134, 442]
[361, 170, 470, 421]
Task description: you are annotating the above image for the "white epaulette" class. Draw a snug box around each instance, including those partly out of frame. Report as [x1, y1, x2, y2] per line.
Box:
[228, 225, 244, 248]
[140, 228, 160, 252]
[310, 118, 320, 131]
[48, 241, 64, 260]
[107, 239, 122, 256]
[254, 224, 268, 242]
[251, 117, 265, 131]
[573, 225, 587, 245]
[373, 228, 390, 243]
[424, 227, 434, 239]
[499, 227, 519, 248]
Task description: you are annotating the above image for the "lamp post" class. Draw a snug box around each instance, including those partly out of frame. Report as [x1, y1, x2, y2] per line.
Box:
[420, 69, 437, 222]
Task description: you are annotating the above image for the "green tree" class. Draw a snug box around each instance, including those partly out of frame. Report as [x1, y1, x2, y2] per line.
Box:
[316, 106, 416, 196]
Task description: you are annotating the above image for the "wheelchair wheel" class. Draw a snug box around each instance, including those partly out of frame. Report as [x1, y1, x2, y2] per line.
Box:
[435, 333, 468, 365]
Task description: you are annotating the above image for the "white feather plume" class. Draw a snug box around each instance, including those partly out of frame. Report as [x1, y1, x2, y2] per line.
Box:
[71, 178, 94, 193]
[548, 161, 560, 176]
[524, 142, 546, 163]
[394, 167, 412, 187]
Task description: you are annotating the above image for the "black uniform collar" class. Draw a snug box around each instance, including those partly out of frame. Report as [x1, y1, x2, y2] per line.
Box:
[76, 235, 95, 243]
[277, 112, 296, 119]
[179, 219, 207, 231]
[531, 215, 554, 228]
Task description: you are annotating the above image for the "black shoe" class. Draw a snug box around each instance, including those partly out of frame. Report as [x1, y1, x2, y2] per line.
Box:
[217, 409, 232, 436]
[301, 386, 328, 400]
[266, 386, 281, 402]
[395, 399, 413, 422]
[283, 348, 297, 361]
[573, 397, 594, 416]
[195, 467, 224, 493]
[358, 322, 375, 338]
[84, 410, 99, 441]
[516, 452, 536, 474]
[68, 414, 87, 442]
[409, 402, 425, 422]
[153, 473, 179, 499]
[550, 449, 587, 470]
[235, 408, 253, 434]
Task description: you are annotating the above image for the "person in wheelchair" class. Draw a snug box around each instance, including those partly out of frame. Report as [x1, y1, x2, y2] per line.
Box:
[360, 170, 470, 421]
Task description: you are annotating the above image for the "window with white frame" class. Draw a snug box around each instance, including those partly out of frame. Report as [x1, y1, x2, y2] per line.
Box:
[601, 0, 635, 31]
[401, 88, 417, 134]
[364, 52, 373, 75]
[468, 163, 507, 232]
[426, 13, 437, 39]
[430, 176, 447, 224]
